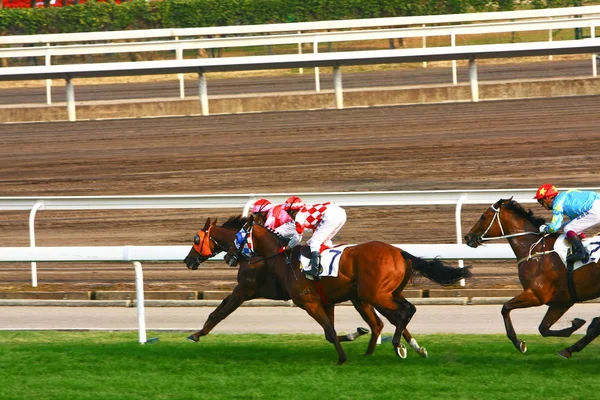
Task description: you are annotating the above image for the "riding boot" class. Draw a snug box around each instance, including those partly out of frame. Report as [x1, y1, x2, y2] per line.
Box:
[308, 251, 321, 278]
[566, 236, 589, 264]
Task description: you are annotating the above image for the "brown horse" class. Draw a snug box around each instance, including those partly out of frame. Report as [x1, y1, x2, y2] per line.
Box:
[464, 198, 600, 358]
[183, 216, 383, 349]
[224, 217, 471, 364]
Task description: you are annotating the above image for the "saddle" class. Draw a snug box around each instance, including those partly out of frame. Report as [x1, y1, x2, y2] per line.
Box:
[299, 243, 347, 258]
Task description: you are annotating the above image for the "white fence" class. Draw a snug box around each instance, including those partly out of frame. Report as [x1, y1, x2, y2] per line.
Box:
[2, 6, 600, 120]
[2, 187, 600, 342]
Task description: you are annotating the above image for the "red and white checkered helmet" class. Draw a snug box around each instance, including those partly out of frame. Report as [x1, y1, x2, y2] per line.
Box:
[284, 196, 305, 211]
[251, 198, 274, 213]
[534, 184, 558, 200]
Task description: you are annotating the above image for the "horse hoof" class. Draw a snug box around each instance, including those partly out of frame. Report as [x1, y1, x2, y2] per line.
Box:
[395, 344, 407, 359]
[418, 347, 429, 358]
[187, 334, 198, 343]
[572, 318, 586, 331]
[518, 341, 527, 353]
[558, 349, 572, 359]
[357, 327, 370, 335]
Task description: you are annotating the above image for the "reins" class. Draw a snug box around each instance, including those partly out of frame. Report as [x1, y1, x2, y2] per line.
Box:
[478, 203, 557, 264]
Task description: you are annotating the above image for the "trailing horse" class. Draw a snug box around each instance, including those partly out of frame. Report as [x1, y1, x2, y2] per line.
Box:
[183, 216, 401, 352]
[225, 217, 471, 364]
[464, 198, 600, 358]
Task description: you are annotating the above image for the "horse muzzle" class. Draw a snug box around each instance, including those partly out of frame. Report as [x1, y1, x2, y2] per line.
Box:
[464, 234, 482, 248]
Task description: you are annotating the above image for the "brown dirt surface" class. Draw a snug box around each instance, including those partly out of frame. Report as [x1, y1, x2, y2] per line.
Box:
[1, 94, 600, 293]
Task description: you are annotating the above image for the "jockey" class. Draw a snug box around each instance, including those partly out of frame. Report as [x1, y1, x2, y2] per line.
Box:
[251, 198, 300, 246]
[283, 196, 347, 278]
[535, 184, 600, 263]
[250, 198, 274, 224]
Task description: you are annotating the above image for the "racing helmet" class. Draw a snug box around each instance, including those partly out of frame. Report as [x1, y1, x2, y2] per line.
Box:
[251, 198, 274, 214]
[283, 196, 305, 211]
[534, 184, 558, 200]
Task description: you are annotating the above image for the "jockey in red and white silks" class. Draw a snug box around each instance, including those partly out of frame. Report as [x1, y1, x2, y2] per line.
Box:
[294, 202, 347, 253]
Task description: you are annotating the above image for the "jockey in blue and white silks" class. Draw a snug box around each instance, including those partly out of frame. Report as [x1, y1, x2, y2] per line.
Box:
[535, 184, 600, 263]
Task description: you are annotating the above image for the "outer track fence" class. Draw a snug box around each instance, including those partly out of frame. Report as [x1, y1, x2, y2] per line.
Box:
[2, 6, 600, 120]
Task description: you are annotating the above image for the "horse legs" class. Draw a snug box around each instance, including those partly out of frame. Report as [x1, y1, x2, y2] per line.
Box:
[372, 295, 415, 359]
[302, 302, 347, 365]
[501, 289, 543, 353]
[343, 300, 383, 356]
[187, 285, 251, 342]
[539, 303, 585, 338]
[402, 329, 428, 358]
[322, 305, 370, 344]
[559, 317, 600, 359]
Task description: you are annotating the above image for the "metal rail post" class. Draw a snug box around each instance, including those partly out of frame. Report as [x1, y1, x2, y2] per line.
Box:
[468, 57, 479, 102]
[198, 70, 209, 116]
[314, 40, 320, 93]
[333, 64, 343, 109]
[455, 195, 467, 287]
[134, 261, 147, 344]
[65, 77, 76, 122]
[28, 201, 45, 287]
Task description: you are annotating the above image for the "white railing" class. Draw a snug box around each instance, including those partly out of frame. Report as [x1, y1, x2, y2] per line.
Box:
[2, 6, 600, 114]
[2, 37, 600, 121]
[3, 188, 600, 286]
[2, 16, 599, 102]
[3, 6, 599, 46]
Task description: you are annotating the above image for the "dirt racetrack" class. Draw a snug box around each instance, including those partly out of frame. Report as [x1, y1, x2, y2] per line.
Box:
[1, 94, 600, 293]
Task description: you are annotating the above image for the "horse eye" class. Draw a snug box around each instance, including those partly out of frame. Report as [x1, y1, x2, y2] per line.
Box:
[194, 234, 200, 245]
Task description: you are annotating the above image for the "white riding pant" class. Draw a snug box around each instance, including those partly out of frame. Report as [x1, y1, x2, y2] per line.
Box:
[563, 200, 600, 235]
[307, 204, 347, 253]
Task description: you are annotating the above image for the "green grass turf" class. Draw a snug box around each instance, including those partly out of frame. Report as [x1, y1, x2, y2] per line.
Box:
[0, 331, 597, 400]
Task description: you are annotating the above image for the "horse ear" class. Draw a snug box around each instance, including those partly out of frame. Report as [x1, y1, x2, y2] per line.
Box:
[203, 217, 211, 230]
[211, 218, 218, 226]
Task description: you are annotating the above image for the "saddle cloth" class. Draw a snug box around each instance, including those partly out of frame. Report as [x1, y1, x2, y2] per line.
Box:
[554, 233, 600, 271]
[299, 245, 352, 278]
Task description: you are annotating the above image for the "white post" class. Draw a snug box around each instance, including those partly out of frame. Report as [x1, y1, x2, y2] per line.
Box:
[297, 31, 303, 75]
[28, 201, 45, 287]
[134, 261, 147, 344]
[592, 24, 597, 78]
[451, 30, 457, 85]
[422, 24, 427, 68]
[333, 64, 343, 109]
[65, 77, 76, 122]
[176, 37, 185, 99]
[468, 58, 479, 102]
[314, 40, 320, 93]
[455, 195, 467, 287]
[548, 23, 553, 61]
[198, 70, 209, 116]
[45, 44, 52, 105]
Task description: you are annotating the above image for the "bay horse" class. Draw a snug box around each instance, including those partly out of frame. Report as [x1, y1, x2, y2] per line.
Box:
[224, 217, 471, 364]
[183, 216, 397, 351]
[464, 198, 600, 358]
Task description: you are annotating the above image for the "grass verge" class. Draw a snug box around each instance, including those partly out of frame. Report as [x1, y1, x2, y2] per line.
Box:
[0, 331, 597, 400]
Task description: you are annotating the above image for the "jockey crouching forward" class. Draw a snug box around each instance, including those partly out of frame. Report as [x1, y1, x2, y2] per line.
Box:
[535, 184, 600, 263]
[282, 196, 347, 278]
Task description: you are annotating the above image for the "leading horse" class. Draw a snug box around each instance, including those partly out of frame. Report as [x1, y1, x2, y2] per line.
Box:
[183, 216, 408, 353]
[464, 198, 600, 358]
[225, 217, 471, 364]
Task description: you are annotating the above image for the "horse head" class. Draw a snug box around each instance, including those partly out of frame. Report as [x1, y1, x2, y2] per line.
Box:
[184, 215, 248, 270]
[464, 197, 545, 248]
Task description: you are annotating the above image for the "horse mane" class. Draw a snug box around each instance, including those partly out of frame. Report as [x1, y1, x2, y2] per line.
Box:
[222, 215, 249, 230]
[505, 199, 546, 228]
[256, 223, 290, 245]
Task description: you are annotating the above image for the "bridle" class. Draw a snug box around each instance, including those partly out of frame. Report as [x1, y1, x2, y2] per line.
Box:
[475, 202, 555, 264]
[193, 226, 223, 260]
[228, 223, 287, 266]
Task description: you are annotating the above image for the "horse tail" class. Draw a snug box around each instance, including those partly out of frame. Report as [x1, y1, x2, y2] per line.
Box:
[400, 250, 472, 285]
